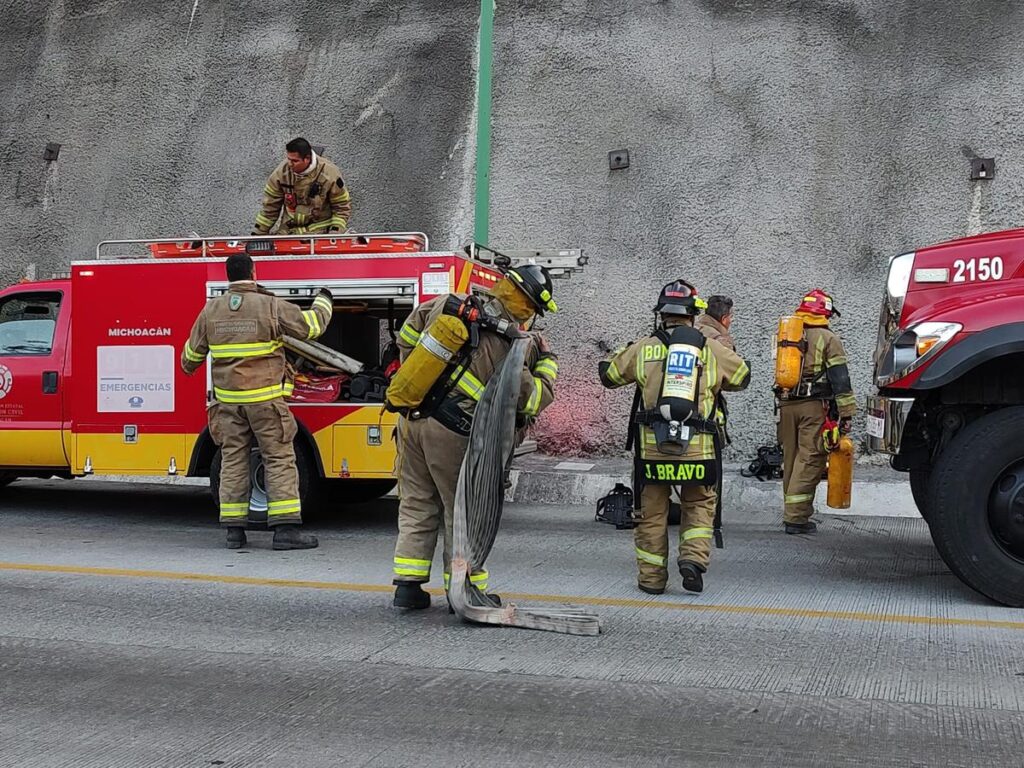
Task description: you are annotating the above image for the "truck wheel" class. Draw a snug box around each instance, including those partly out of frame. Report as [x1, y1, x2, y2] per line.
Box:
[209, 443, 314, 518]
[317, 478, 397, 505]
[0, 472, 16, 488]
[909, 469, 931, 521]
[929, 407, 1024, 607]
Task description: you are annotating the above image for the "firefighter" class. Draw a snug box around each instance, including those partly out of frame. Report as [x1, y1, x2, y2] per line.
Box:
[776, 289, 856, 534]
[600, 281, 750, 594]
[252, 137, 352, 236]
[180, 253, 334, 550]
[389, 265, 560, 610]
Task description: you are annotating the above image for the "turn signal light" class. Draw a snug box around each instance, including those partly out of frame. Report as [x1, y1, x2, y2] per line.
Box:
[916, 336, 942, 357]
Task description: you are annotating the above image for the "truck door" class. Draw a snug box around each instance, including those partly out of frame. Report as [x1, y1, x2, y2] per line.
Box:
[0, 288, 70, 469]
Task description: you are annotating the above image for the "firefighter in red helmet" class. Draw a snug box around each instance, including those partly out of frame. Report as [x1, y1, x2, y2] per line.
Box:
[776, 289, 857, 534]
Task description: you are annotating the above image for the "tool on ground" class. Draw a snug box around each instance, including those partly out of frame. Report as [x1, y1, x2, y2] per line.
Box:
[595, 483, 635, 529]
[449, 337, 601, 636]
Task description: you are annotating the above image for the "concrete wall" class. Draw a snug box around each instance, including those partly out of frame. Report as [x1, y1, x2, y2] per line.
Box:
[2, 0, 1022, 458]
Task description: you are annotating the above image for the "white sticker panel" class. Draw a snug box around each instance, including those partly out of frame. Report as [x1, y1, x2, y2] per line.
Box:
[421, 270, 452, 296]
[98, 345, 175, 413]
[866, 414, 885, 439]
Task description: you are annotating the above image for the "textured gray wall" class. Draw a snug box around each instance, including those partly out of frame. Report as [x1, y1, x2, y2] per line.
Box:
[2, 0, 1022, 458]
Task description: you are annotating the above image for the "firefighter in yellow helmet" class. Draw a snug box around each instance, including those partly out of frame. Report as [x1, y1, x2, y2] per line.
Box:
[387, 265, 559, 610]
[776, 289, 857, 534]
[600, 280, 751, 594]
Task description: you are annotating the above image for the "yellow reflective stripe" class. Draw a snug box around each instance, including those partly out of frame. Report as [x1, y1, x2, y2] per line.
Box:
[452, 368, 485, 401]
[302, 310, 321, 339]
[523, 377, 543, 416]
[312, 295, 333, 313]
[442, 571, 489, 590]
[213, 384, 287, 403]
[605, 360, 626, 386]
[636, 351, 646, 387]
[183, 342, 205, 363]
[332, 188, 351, 203]
[812, 335, 826, 374]
[209, 341, 283, 359]
[469, 571, 489, 584]
[263, 184, 281, 198]
[283, 381, 295, 397]
[219, 502, 249, 518]
[395, 556, 432, 578]
[306, 219, 333, 232]
[682, 527, 714, 541]
[329, 215, 347, 229]
[826, 355, 848, 368]
[399, 324, 421, 345]
[534, 358, 559, 380]
[254, 213, 276, 227]
[785, 493, 814, 504]
[729, 361, 750, 387]
[267, 499, 301, 516]
[635, 548, 666, 567]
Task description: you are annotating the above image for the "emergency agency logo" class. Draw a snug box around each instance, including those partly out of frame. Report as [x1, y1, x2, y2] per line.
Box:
[0, 364, 11, 400]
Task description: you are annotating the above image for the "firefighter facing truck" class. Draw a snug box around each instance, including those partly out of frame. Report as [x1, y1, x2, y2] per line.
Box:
[181, 253, 333, 550]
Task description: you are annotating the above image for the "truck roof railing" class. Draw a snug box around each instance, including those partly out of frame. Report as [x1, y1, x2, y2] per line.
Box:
[94, 232, 431, 260]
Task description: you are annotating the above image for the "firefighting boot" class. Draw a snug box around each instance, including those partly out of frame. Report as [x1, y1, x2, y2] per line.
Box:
[679, 562, 705, 594]
[638, 583, 665, 595]
[271, 524, 319, 550]
[225, 527, 247, 550]
[784, 521, 818, 535]
[394, 582, 432, 610]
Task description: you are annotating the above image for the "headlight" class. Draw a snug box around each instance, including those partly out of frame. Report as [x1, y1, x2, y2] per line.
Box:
[877, 320, 962, 387]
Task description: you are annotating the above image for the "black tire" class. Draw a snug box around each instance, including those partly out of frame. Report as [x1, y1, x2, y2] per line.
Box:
[909, 469, 931, 521]
[209, 442, 315, 519]
[929, 407, 1024, 607]
[0, 472, 16, 488]
[317, 478, 397, 506]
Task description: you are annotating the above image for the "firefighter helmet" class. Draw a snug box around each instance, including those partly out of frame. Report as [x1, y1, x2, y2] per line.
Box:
[797, 289, 840, 318]
[654, 279, 707, 316]
[506, 264, 558, 316]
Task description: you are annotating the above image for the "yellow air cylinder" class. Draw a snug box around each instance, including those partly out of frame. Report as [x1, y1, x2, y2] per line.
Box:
[774, 315, 805, 390]
[826, 435, 854, 509]
[385, 314, 469, 412]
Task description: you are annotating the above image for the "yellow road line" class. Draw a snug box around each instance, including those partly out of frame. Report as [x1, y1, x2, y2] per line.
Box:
[3, 561, 1023, 631]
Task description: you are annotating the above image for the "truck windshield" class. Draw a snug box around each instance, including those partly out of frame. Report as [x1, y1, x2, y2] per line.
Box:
[0, 293, 61, 356]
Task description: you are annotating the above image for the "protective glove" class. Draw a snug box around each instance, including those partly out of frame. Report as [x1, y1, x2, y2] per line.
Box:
[317, 287, 334, 303]
[821, 418, 841, 452]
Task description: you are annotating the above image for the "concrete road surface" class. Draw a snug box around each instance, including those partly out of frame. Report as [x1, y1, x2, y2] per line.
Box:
[1, 479, 1023, 767]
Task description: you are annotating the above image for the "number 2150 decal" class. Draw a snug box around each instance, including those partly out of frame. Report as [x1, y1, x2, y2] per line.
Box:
[953, 256, 1004, 283]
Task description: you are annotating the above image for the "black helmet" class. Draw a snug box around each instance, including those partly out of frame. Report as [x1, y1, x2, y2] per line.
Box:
[506, 264, 558, 316]
[654, 279, 707, 316]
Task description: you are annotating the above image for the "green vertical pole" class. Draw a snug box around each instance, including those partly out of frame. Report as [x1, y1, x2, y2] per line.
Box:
[473, 0, 495, 245]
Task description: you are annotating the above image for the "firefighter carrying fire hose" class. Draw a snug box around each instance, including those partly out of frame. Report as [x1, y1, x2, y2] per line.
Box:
[180, 253, 333, 550]
[252, 137, 352, 236]
[774, 289, 857, 535]
[385, 265, 560, 610]
[599, 280, 751, 595]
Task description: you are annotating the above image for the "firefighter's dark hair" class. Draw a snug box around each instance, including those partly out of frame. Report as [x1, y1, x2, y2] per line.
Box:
[285, 137, 313, 158]
[706, 295, 734, 322]
[226, 254, 254, 282]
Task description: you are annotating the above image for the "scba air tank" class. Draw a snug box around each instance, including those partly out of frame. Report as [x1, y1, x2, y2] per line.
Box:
[774, 315, 805, 390]
[656, 325, 705, 454]
[384, 313, 469, 414]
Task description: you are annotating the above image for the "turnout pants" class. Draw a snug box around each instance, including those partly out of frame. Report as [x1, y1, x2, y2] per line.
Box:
[635, 483, 717, 591]
[209, 400, 301, 527]
[778, 399, 828, 524]
[392, 417, 489, 591]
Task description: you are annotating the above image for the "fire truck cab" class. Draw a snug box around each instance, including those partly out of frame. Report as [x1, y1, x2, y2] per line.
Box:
[0, 233, 585, 513]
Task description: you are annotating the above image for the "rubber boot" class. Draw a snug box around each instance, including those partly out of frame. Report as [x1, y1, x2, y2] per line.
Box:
[225, 527, 247, 550]
[638, 583, 665, 596]
[394, 582, 431, 610]
[271, 524, 319, 550]
[784, 521, 818, 535]
[679, 561, 705, 593]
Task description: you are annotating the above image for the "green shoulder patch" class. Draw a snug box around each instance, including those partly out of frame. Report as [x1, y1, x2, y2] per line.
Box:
[229, 294, 243, 312]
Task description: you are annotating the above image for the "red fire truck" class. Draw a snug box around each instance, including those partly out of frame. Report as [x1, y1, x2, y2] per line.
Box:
[0, 233, 584, 513]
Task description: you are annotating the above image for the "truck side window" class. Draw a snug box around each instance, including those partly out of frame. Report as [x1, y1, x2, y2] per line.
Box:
[0, 292, 61, 356]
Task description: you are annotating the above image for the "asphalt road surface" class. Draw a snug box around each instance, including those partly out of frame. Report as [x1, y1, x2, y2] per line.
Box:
[1, 479, 1023, 767]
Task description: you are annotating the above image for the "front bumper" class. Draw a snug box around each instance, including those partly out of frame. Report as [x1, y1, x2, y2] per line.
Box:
[865, 395, 915, 455]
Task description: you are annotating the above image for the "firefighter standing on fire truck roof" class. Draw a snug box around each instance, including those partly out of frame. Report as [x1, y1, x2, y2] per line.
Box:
[776, 289, 857, 535]
[180, 253, 333, 550]
[385, 265, 559, 610]
[599, 280, 750, 595]
[252, 137, 352, 236]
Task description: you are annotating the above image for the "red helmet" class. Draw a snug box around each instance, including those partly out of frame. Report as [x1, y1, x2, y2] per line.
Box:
[797, 289, 840, 318]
